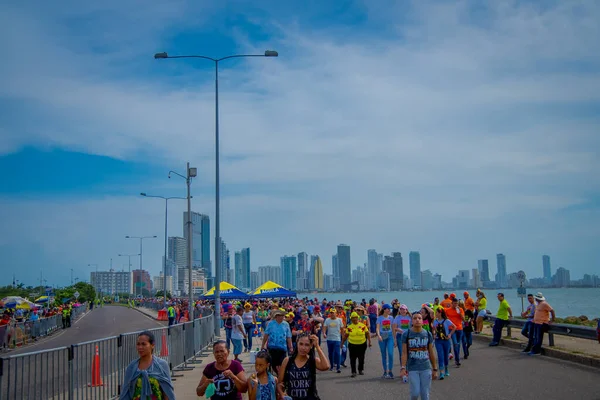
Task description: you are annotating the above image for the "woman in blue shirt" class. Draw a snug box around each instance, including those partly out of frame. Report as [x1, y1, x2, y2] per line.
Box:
[376, 304, 395, 379]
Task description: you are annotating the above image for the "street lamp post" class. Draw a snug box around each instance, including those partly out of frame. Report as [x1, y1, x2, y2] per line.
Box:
[155, 49, 278, 335]
[169, 164, 197, 312]
[141, 193, 186, 308]
[118, 253, 140, 298]
[125, 235, 157, 297]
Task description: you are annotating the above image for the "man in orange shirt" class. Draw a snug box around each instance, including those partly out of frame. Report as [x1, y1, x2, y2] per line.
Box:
[445, 297, 465, 366]
[529, 292, 555, 356]
[440, 293, 452, 309]
[463, 292, 475, 312]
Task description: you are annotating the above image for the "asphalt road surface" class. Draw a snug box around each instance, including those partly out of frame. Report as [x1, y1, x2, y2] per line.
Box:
[1, 306, 166, 399]
[314, 339, 600, 400]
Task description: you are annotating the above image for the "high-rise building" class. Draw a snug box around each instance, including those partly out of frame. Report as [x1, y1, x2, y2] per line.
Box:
[542, 255, 551, 281]
[183, 269, 205, 296]
[217, 237, 230, 284]
[164, 259, 178, 295]
[477, 260, 490, 284]
[168, 236, 187, 294]
[313, 256, 323, 290]
[332, 254, 339, 290]
[378, 271, 390, 291]
[421, 270, 433, 290]
[457, 270, 470, 289]
[383, 252, 403, 291]
[337, 244, 351, 288]
[132, 269, 152, 296]
[250, 271, 259, 290]
[323, 274, 334, 291]
[281, 255, 297, 290]
[234, 251, 242, 288]
[91, 269, 132, 296]
[367, 250, 383, 290]
[552, 267, 570, 287]
[409, 251, 421, 288]
[496, 254, 507, 287]
[153, 273, 174, 295]
[258, 265, 281, 285]
[472, 268, 481, 288]
[297, 252, 309, 291]
[241, 248, 250, 289]
[183, 212, 211, 277]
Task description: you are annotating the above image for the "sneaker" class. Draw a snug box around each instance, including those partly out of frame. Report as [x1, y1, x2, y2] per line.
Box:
[439, 374, 445, 380]
[489, 342, 499, 347]
[455, 362, 461, 367]
[381, 373, 387, 379]
[522, 347, 531, 353]
[388, 372, 394, 379]
[528, 351, 540, 356]
[464, 354, 469, 360]
[342, 363, 347, 368]
[351, 373, 356, 378]
[336, 369, 341, 373]
[329, 368, 333, 372]
[445, 371, 450, 377]
[358, 371, 364, 375]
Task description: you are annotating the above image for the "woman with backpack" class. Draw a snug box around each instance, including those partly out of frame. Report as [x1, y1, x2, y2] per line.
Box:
[278, 333, 329, 400]
[432, 308, 456, 380]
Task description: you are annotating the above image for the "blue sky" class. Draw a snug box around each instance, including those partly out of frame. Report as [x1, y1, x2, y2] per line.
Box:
[1, 1, 599, 287]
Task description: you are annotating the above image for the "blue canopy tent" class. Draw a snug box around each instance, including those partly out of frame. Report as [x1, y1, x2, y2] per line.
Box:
[202, 282, 250, 300]
[250, 281, 297, 299]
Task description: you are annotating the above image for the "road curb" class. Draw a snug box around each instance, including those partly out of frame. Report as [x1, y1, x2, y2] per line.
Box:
[473, 333, 600, 369]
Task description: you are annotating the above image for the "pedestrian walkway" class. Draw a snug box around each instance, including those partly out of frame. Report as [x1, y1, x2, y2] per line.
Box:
[167, 329, 600, 400]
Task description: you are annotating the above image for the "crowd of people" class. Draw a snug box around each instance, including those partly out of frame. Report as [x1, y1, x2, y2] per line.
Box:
[120, 290, 558, 400]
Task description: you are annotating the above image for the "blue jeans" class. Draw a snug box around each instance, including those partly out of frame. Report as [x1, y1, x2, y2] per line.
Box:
[378, 336, 394, 372]
[462, 331, 472, 356]
[451, 330, 463, 363]
[532, 323, 548, 354]
[408, 369, 432, 400]
[243, 323, 254, 350]
[435, 339, 451, 371]
[396, 334, 404, 362]
[225, 327, 232, 350]
[369, 314, 377, 334]
[341, 340, 348, 365]
[492, 318, 508, 344]
[522, 321, 533, 339]
[232, 338, 243, 355]
[327, 340, 341, 371]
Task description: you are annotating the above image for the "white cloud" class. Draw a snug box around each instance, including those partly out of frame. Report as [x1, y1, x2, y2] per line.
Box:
[1, 1, 599, 284]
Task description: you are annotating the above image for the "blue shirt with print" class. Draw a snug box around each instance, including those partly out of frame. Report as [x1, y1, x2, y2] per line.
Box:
[265, 320, 292, 350]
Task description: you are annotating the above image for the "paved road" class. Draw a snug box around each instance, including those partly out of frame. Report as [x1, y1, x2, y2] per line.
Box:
[172, 335, 600, 399]
[1, 306, 166, 399]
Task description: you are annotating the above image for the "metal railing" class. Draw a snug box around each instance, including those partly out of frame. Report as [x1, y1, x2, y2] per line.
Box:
[488, 316, 598, 346]
[0, 306, 87, 351]
[0, 310, 214, 400]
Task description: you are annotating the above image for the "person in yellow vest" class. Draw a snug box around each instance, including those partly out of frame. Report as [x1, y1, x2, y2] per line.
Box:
[66, 304, 72, 328]
[167, 305, 176, 326]
[62, 307, 68, 329]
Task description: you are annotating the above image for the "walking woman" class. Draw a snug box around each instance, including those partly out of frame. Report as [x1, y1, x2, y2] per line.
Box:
[401, 313, 437, 400]
[278, 333, 329, 400]
[475, 291, 488, 334]
[120, 331, 176, 400]
[367, 299, 378, 335]
[243, 303, 257, 352]
[196, 340, 247, 399]
[322, 308, 343, 373]
[393, 304, 411, 363]
[376, 304, 395, 379]
[343, 312, 371, 377]
[432, 308, 455, 379]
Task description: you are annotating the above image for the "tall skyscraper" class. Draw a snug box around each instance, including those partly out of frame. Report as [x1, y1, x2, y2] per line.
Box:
[217, 237, 230, 284]
[250, 271, 259, 290]
[241, 248, 251, 289]
[409, 251, 421, 288]
[477, 259, 490, 284]
[542, 255, 551, 280]
[234, 251, 242, 288]
[421, 270, 433, 290]
[332, 254, 339, 290]
[281, 255, 297, 290]
[391, 252, 404, 290]
[168, 236, 187, 294]
[183, 212, 211, 277]
[297, 252, 309, 291]
[309, 255, 319, 290]
[337, 244, 351, 288]
[496, 254, 507, 287]
[258, 265, 281, 285]
[367, 249, 381, 290]
[313, 256, 323, 290]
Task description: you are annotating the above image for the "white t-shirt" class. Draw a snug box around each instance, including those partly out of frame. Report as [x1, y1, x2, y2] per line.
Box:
[231, 314, 245, 340]
[324, 318, 343, 341]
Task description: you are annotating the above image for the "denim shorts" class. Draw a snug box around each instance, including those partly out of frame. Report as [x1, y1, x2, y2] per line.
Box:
[232, 339, 243, 355]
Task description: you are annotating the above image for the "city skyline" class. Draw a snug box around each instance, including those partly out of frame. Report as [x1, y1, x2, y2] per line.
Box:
[2, 3, 599, 286]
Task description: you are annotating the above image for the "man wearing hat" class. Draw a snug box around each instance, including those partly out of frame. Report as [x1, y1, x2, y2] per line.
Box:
[528, 292, 555, 355]
[261, 309, 293, 373]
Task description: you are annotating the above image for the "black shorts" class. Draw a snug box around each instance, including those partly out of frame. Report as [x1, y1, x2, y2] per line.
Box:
[269, 348, 287, 369]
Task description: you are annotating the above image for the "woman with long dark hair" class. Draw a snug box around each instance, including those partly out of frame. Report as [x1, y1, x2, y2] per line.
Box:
[432, 308, 456, 380]
[278, 333, 329, 400]
[120, 331, 175, 399]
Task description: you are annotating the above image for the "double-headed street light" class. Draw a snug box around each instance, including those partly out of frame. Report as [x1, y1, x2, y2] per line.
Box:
[141, 192, 187, 307]
[155, 49, 278, 335]
[118, 253, 140, 298]
[168, 164, 197, 312]
[125, 235, 157, 297]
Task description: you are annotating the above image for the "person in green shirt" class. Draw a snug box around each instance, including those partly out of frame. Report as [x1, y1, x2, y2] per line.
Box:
[489, 293, 512, 346]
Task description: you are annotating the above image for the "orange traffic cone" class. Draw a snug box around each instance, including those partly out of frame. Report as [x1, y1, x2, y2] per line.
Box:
[160, 331, 169, 357]
[88, 345, 104, 387]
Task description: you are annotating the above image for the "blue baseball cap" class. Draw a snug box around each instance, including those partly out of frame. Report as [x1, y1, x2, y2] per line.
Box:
[382, 304, 392, 310]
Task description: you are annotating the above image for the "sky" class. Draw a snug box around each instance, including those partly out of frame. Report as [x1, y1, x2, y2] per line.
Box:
[1, 0, 599, 288]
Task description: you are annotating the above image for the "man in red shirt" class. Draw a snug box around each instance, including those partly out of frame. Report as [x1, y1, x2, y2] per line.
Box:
[445, 297, 465, 366]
